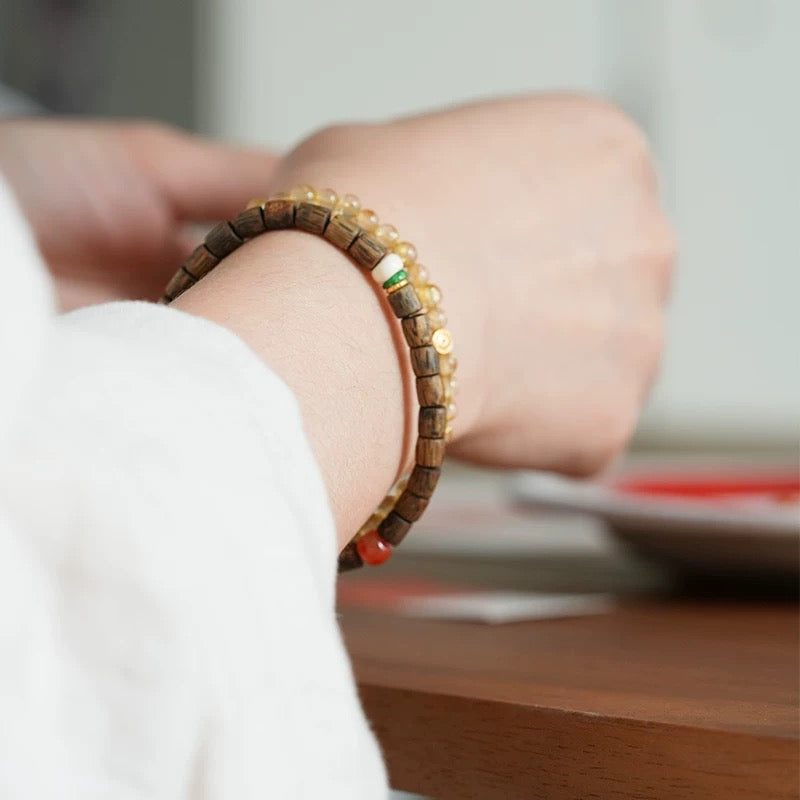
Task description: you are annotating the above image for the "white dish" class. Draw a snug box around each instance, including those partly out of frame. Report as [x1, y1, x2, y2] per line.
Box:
[512, 470, 800, 577]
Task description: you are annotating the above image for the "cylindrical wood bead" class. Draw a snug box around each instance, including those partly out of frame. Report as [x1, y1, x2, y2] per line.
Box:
[407, 465, 441, 498]
[295, 201, 331, 234]
[338, 541, 363, 572]
[182, 245, 219, 280]
[230, 206, 266, 239]
[388, 284, 423, 318]
[349, 233, 387, 269]
[324, 215, 361, 250]
[411, 346, 440, 377]
[204, 221, 244, 258]
[402, 312, 432, 348]
[416, 437, 446, 468]
[416, 375, 445, 406]
[378, 511, 412, 546]
[419, 405, 447, 438]
[393, 490, 430, 522]
[263, 198, 295, 230]
[164, 267, 196, 300]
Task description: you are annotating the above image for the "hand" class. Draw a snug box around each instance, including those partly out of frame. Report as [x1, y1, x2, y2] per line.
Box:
[266, 94, 675, 477]
[0, 119, 278, 310]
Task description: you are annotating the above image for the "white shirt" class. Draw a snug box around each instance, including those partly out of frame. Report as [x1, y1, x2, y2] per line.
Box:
[0, 177, 388, 799]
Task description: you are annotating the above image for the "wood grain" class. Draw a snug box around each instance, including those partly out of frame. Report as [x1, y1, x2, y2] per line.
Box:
[340, 558, 799, 799]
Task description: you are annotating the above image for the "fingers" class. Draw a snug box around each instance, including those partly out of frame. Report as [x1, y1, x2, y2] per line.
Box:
[126, 122, 281, 222]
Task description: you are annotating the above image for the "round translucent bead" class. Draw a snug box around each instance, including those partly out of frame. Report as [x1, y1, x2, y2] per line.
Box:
[439, 354, 458, 376]
[290, 184, 315, 200]
[337, 194, 361, 216]
[419, 284, 442, 308]
[426, 309, 447, 329]
[445, 377, 459, 400]
[356, 530, 393, 566]
[447, 402, 458, 420]
[409, 263, 429, 284]
[374, 224, 399, 246]
[357, 209, 379, 230]
[315, 188, 338, 206]
[394, 241, 417, 263]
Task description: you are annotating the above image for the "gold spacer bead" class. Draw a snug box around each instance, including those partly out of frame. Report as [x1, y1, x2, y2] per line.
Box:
[386, 279, 409, 294]
[432, 327, 454, 355]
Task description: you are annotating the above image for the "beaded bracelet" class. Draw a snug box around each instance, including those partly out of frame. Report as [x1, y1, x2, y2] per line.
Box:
[159, 185, 457, 572]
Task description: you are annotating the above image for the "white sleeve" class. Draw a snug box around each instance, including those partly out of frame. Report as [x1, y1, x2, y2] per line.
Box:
[0, 177, 387, 799]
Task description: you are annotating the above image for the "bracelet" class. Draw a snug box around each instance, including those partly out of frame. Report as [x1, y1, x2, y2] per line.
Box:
[159, 185, 457, 572]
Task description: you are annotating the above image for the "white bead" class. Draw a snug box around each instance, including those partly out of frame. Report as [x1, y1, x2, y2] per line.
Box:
[371, 252, 405, 285]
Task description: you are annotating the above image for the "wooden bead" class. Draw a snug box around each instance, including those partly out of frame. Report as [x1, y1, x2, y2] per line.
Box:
[349, 232, 387, 269]
[295, 201, 331, 234]
[416, 375, 445, 406]
[394, 489, 430, 522]
[324, 215, 361, 250]
[378, 511, 412, 546]
[388, 284, 423, 318]
[411, 345, 440, 377]
[407, 465, 441, 498]
[419, 405, 447, 438]
[204, 221, 244, 258]
[416, 437, 446, 468]
[338, 541, 363, 572]
[164, 267, 196, 300]
[182, 245, 219, 280]
[263, 198, 295, 230]
[402, 312, 432, 348]
[230, 206, 266, 239]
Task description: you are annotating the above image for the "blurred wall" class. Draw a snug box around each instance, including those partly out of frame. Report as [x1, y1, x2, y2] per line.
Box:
[198, 0, 799, 450]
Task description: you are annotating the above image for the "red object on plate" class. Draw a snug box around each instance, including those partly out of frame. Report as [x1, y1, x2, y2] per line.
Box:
[614, 472, 800, 504]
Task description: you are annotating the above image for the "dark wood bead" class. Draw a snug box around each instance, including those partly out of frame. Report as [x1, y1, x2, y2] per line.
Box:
[416, 375, 445, 406]
[324, 215, 361, 250]
[419, 405, 447, 438]
[295, 201, 331, 234]
[407, 465, 441, 498]
[182, 245, 219, 279]
[204, 221, 244, 258]
[337, 541, 363, 572]
[416, 437, 446, 468]
[411, 345, 440, 377]
[378, 511, 412, 546]
[164, 268, 195, 300]
[394, 490, 430, 522]
[402, 312, 432, 348]
[349, 233, 387, 269]
[388, 284, 423, 318]
[230, 206, 266, 239]
[263, 199, 295, 230]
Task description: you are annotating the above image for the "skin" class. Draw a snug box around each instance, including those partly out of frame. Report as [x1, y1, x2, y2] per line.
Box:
[0, 95, 675, 550]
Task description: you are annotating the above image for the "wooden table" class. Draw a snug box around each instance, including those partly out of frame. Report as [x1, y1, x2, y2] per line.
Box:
[339, 551, 799, 799]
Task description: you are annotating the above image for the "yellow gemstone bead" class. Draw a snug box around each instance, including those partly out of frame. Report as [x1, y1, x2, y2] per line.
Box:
[394, 241, 417, 264]
[315, 188, 338, 206]
[439, 354, 458, 376]
[338, 194, 361, 215]
[432, 327, 454, 355]
[271, 191, 291, 199]
[246, 197, 266, 209]
[419, 284, 442, 308]
[426, 308, 447, 329]
[409, 263, 429, 284]
[447, 402, 458, 420]
[374, 224, 399, 246]
[445, 376, 459, 400]
[445, 424, 454, 442]
[290, 184, 315, 201]
[357, 209, 379, 230]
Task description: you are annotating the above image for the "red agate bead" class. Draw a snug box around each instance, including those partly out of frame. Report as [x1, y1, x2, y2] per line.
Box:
[356, 530, 392, 566]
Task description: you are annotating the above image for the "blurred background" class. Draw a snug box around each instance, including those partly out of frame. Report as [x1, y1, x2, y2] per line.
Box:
[0, 0, 797, 453]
